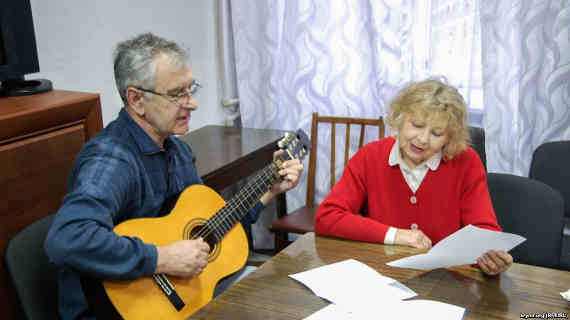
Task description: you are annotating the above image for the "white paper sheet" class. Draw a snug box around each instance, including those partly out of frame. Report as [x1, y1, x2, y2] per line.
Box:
[289, 259, 417, 308]
[387, 225, 526, 270]
[561, 289, 570, 301]
[304, 300, 465, 320]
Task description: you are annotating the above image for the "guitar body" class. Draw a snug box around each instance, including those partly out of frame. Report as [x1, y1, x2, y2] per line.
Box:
[103, 185, 249, 319]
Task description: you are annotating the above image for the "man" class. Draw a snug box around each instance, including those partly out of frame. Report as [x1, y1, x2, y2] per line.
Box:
[44, 33, 303, 320]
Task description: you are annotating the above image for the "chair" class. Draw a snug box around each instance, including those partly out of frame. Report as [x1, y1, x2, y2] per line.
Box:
[469, 126, 486, 171]
[487, 173, 565, 270]
[269, 112, 384, 252]
[4, 214, 59, 320]
[528, 141, 570, 269]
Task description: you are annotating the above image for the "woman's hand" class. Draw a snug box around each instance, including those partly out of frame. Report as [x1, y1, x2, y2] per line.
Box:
[477, 250, 513, 276]
[395, 228, 432, 250]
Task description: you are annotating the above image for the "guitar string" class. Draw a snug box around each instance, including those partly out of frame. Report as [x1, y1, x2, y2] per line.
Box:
[211, 141, 304, 236]
[151, 139, 302, 293]
[203, 138, 302, 238]
[191, 165, 274, 240]
[192, 134, 305, 240]
[190, 161, 280, 241]
[193, 153, 284, 241]
[190, 154, 286, 241]
[188, 165, 272, 241]
[190, 167, 274, 241]
[151, 157, 283, 293]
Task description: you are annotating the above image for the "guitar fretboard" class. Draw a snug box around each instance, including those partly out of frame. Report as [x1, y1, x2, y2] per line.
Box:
[198, 155, 286, 243]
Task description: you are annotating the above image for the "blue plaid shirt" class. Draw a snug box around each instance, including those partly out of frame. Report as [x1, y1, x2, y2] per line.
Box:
[44, 108, 263, 319]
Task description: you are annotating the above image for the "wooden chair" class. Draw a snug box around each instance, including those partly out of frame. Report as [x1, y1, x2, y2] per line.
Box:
[269, 112, 384, 252]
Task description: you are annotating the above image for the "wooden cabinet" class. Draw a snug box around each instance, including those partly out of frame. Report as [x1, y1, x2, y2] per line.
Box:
[0, 90, 103, 319]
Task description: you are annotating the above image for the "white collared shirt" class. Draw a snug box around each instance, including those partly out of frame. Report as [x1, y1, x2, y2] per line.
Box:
[383, 137, 443, 244]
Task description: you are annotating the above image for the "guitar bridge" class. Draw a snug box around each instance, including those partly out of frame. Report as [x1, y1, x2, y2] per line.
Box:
[153, 273, 185, 311]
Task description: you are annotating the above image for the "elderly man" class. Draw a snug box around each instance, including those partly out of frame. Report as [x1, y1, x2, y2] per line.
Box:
[44, 33, 303, 320]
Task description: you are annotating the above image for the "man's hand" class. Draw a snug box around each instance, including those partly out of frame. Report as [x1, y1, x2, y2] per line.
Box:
[261, 150, 304, 204]
[155, 238, 210, 277]
[477, 250, 513, 276]
[395, 228, 432, 250]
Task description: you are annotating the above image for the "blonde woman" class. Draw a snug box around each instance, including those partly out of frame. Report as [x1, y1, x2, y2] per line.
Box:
[315, 80, 512, 276]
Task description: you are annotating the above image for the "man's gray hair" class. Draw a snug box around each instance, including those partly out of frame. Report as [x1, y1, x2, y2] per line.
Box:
[113, 33, 189, 104]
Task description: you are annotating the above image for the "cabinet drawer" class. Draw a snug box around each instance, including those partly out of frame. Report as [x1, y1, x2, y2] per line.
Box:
[0, 124, 85, 240]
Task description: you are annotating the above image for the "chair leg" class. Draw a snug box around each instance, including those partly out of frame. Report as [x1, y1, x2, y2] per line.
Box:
[273, 231, 289, 254]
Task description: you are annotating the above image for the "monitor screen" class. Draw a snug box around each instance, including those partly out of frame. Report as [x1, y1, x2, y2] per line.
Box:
[0, 0, 52, 97]
[0, 27, 5, 66]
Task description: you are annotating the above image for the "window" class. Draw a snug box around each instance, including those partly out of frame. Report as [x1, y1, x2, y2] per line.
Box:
[413, 0, 483, 126]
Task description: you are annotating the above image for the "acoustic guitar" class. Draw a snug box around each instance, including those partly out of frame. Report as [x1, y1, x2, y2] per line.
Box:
[103, 129, 310, 319]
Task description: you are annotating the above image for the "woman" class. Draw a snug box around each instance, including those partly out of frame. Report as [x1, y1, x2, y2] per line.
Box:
[314, 80, 512, 275]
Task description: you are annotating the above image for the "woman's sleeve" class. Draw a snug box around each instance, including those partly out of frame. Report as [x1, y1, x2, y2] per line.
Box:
[315, 147, 392, 243]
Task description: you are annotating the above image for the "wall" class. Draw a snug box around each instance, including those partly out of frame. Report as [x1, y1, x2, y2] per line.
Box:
[29, 0, 226, 130]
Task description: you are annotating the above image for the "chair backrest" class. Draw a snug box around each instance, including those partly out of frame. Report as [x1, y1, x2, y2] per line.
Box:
[529, 141, 570, 219]
[305, 112, 384, 207]
[469, 126, 486, 171]
[4, 214, 59, 320]
[487, 173, 564, 269]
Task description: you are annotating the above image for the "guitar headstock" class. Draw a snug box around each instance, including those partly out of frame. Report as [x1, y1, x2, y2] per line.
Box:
[277, 129, 311, 162]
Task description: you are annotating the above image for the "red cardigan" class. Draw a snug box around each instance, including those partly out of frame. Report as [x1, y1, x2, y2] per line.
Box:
[315, 137, 501, 245]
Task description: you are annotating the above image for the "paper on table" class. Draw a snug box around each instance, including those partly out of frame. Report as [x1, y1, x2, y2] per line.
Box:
[387, 225, 526, 270]
[289, 259, 417, 306]
[304, 300, 465, 320]
[561, 289, 570, 301]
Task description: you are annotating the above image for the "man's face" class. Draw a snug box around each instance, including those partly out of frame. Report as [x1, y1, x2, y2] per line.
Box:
[141, 54, 198, 144]
[398, 112, 449, 168]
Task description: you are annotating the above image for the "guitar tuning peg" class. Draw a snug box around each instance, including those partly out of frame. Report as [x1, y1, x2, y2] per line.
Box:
[277, 133, 290, 148]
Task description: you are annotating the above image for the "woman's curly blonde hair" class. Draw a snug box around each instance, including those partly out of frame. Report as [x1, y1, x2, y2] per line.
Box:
[385, 79, 470, 161]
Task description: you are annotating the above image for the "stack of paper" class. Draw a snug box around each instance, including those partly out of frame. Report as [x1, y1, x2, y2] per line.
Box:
[289, 259, 416, 305]
[304, 301, 466, 320]
[289, 259, 465, 320]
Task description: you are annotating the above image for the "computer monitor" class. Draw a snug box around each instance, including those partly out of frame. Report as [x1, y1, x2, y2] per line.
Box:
[0, 0, 52, 97]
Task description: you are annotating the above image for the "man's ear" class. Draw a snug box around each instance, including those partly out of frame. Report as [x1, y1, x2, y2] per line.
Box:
[126, 87, 145, 116]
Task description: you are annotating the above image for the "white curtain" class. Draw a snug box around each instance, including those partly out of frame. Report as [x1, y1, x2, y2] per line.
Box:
[229, 0, 570, 246]
[231, 1, 414, 223]
[230, 0, 490, 246]
[480, 0, 570, 175]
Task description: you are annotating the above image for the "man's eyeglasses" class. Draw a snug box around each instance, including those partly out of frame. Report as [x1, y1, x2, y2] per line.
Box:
[135, 80, 201, 106]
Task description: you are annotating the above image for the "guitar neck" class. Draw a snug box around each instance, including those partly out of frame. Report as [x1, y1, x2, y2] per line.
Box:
[203, 157, 283, 243]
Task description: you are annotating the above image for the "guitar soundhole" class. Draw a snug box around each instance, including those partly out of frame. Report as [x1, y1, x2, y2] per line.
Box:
[190, 225, 217, 252]
[183, 219, 221, 262]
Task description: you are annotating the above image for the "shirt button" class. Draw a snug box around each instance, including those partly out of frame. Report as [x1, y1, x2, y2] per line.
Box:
[410, 196, 417, 204]
[411, 223, 418, 230]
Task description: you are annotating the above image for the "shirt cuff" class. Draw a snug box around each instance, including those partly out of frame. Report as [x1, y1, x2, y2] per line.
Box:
[143, 243, 158, 276]
[384, 227, 397, 245]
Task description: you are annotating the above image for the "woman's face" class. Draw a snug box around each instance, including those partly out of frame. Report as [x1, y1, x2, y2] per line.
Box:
[398, 112, 450, 168]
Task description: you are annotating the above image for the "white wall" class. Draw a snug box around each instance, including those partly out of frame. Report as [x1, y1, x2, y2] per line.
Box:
[30, 0, 226, 130]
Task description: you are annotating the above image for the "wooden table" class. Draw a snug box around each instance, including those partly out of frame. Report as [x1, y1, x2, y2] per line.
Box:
[179, 125, 287, 193]
[189, 232, 570, 320]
